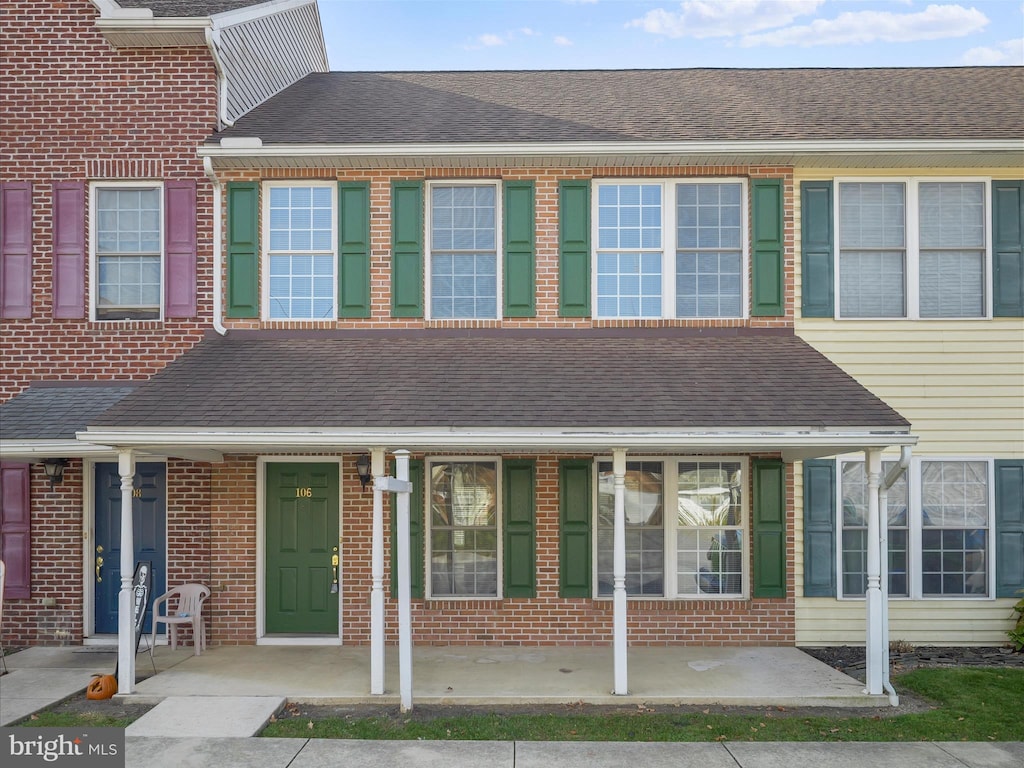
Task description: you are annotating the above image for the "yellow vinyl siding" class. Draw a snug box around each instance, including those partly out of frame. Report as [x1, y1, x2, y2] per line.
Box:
[792, 167, 1023, 646]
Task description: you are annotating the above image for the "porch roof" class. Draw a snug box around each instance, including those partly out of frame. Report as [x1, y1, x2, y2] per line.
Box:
[79, 329, 914, 460]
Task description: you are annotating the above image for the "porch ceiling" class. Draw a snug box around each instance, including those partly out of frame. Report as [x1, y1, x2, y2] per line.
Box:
[77, 328, 914, 461]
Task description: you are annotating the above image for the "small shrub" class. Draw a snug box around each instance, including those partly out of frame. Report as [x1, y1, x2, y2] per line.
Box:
[1008, 594, 1024, 653]
[889, 639, 915, 654]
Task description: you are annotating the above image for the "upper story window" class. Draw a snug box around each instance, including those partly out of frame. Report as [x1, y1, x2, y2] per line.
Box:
[92, 183, 162, 320]
[594, 180, 746, 319]
[595, 458, 747, 598]
[264, 183, 336, 320]
[428, 183, 499, 320]
[837, 179, 988, 319]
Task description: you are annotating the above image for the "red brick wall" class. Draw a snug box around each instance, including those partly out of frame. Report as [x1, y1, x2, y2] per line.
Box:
[0, 0, 218, 402]
[202, 455, 794, 649]
[220, 166, 796, 332]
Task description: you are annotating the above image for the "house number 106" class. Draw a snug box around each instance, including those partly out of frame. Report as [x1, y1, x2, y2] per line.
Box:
[295, 487, 313, 498]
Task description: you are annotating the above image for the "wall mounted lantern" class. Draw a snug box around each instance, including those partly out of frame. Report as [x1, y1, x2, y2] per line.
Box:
[42, 458, 68, 489]
[355, 454, 372, 491]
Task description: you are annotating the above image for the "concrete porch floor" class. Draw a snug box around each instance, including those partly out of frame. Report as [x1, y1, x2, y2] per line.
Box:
[121, 644, 887, 708]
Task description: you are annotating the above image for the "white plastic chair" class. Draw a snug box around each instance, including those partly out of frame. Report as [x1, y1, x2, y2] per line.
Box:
[151, 583, 210, 656]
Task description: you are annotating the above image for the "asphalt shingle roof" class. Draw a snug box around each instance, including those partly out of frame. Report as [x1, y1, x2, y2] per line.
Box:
[114, 0, 267, 17]
[211, 67, 1024, 145]
[0, 384, 137, 440]
[89, 330, 909, 431]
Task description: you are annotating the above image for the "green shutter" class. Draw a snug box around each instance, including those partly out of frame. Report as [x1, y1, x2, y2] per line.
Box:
[802, 460, 836, 597]
[391, 181, 423, 318]
[226, 182, 259, 318]
[995, 460, 1024, 598]
[559, 459, 592, 597]
[558, 180, 590, 317]
[800, 181, 834, 318]
[993, 180, 1024, 317]
[390, 459, 424, 599]
[752, 458, 786, 598]
[503, 459, 536, 597]
[752, 178, 785, 317]
[503, 180, 536, 317]
[338, 182, 370, 318]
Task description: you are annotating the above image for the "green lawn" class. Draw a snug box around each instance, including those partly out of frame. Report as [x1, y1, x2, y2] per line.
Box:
[260, 668, 1024, 742]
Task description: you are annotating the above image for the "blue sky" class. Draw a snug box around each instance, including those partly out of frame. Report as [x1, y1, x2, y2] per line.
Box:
[316, 0, 1024, 71]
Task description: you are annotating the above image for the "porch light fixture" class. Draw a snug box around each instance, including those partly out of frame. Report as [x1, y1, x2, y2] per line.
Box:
[42, 458, 68, 489]
[355, 454, 372, 491]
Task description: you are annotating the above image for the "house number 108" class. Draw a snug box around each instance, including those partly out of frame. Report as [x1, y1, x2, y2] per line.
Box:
[295, 487, 313, 498]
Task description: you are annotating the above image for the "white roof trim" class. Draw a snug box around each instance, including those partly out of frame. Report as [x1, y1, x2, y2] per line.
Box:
[200, 138, 1021, 161]
[78, 427, 917, 458]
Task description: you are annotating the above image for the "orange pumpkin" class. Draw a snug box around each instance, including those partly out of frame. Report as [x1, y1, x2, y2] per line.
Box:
[86, 673, 117, 700]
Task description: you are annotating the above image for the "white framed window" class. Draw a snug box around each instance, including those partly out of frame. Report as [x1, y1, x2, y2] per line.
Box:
[836, 178, 989, 319]
[593, 180, 747, 319]
[427, 182, 501, 320]
[263, 182, 336, 320]
[595, 457, 748, 599]
[427, 458, 501, 598]
[836, 457, 993, 599]
[91, 182, 163, 320]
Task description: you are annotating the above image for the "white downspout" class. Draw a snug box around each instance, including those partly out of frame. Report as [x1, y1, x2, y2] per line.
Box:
[203, 157, 227, 336]
[204, 27, 235, 129]
[612, 448, 628, 695]
[878, 445, 912, 706]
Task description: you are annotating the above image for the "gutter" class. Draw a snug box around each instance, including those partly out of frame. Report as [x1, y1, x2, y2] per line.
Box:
[203, 157, 228, 336]
[878, 445, 913, 706]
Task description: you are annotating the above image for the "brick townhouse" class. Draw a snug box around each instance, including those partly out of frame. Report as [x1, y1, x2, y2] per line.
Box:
[2, 3, 1022, 701]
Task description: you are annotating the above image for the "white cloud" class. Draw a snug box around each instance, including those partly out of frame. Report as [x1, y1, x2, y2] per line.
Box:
[741, 4, 989, 48]
[626, 0, 824, 40]
[554, 35, 574, 46]
[477, 33, 506, 47]
[520, 27, 540, 37]
[960, 37, 1024, 65]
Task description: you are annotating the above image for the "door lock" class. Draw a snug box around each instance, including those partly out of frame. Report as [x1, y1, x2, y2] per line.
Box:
[95, 555, 104, 582]
[330, 546, 339, 594]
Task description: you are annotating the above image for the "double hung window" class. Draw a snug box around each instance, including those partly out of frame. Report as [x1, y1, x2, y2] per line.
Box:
[837, 179, 987, 319]
[596, 458, 747, 598]
[837, 458, 991, 598]
[265, 183, 336, 320]
[595, 180, 745, 319]
[93, 184, 162, 320]
[428, 183, 499, 319]
[428, 460, 499, 597]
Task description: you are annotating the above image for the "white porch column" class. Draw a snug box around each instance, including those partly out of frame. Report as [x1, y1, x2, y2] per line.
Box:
[612, 448, 628, 695]
[116, 450, 136, 694]
[370, 447, 387, 695]
[394, 449, 413, 712]
[864, 448, 884, 696]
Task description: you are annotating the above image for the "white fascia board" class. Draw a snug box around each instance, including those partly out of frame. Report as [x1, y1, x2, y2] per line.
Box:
[96, 16, 211, 31]
[78, 427, 917, 455]
[198, 139, 1021, 162]
[0, 440, 117, 461]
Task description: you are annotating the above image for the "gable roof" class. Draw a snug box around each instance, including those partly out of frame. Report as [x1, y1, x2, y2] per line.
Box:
[210, 67, 1024, 146]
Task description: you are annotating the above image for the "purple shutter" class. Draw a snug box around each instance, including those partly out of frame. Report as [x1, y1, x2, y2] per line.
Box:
[53, 181, 86, 318]
[0, 462, 32, 599]
[0, 182, 33, 318]
[164, 179, 197, 318]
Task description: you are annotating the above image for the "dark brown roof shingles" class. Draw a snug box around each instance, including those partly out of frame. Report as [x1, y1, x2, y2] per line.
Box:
[90, 330, 909, 431]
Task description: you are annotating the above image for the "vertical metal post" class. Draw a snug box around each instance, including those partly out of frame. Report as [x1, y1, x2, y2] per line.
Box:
[370, 447, 386, 695]
[394, 449, 413, 711]
[117, 450, 136, 694]
[612, 448, 628, 695]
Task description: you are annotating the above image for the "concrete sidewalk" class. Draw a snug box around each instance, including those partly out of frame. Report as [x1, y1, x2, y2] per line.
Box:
[125, 737, 1024, 768]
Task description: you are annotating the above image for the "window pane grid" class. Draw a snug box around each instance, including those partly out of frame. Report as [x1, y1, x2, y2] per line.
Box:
[597, 461, 664, 596]
[596, 252, 662, 318]
[839, 461, 909, 597]
[266, 186, 335, 320]
[268, 186, 333, 253]
[268, 253, 334, 320]
[430, 185, 497, 319]
[429, 462, 498, 597]
[676, 461, 743, 596]
[95, 186, 161, 319]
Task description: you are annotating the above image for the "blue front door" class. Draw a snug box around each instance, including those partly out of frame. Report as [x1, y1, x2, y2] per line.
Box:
[94, 462, 166, 634]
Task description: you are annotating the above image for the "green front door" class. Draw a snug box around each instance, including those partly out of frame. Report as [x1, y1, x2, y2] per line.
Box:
[265, 462, 340, 635]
